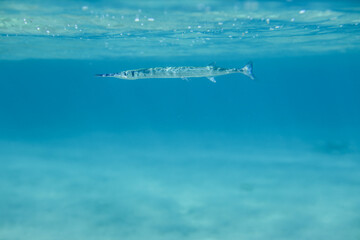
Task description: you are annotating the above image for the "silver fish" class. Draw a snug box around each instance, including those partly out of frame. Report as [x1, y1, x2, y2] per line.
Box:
[96, 62, 254, 83]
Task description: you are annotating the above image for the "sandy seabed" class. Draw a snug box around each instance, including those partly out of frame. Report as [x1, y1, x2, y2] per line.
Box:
[1, 132, 359, 240]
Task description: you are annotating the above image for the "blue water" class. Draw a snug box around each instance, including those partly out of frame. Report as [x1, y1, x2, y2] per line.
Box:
[1, 0, 360, 239]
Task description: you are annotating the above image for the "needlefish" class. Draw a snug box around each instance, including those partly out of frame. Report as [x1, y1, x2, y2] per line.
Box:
[96, 62, 255, 83]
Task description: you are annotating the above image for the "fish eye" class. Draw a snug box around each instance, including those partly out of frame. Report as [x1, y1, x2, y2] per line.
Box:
[123, 72, 127, 76]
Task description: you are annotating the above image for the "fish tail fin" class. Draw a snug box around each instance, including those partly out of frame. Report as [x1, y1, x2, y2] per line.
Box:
[240, 61, 255, 80]
[95, 73, 116, 77]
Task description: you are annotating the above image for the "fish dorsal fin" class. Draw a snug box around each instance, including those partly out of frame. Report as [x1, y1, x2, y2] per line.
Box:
[207, 62, 217, 67]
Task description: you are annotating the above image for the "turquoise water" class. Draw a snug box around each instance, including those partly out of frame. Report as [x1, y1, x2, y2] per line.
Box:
[1, 0, 360, 239]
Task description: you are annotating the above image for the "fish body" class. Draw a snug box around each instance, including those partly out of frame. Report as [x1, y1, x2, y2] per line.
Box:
[96, 62, 254, 83]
